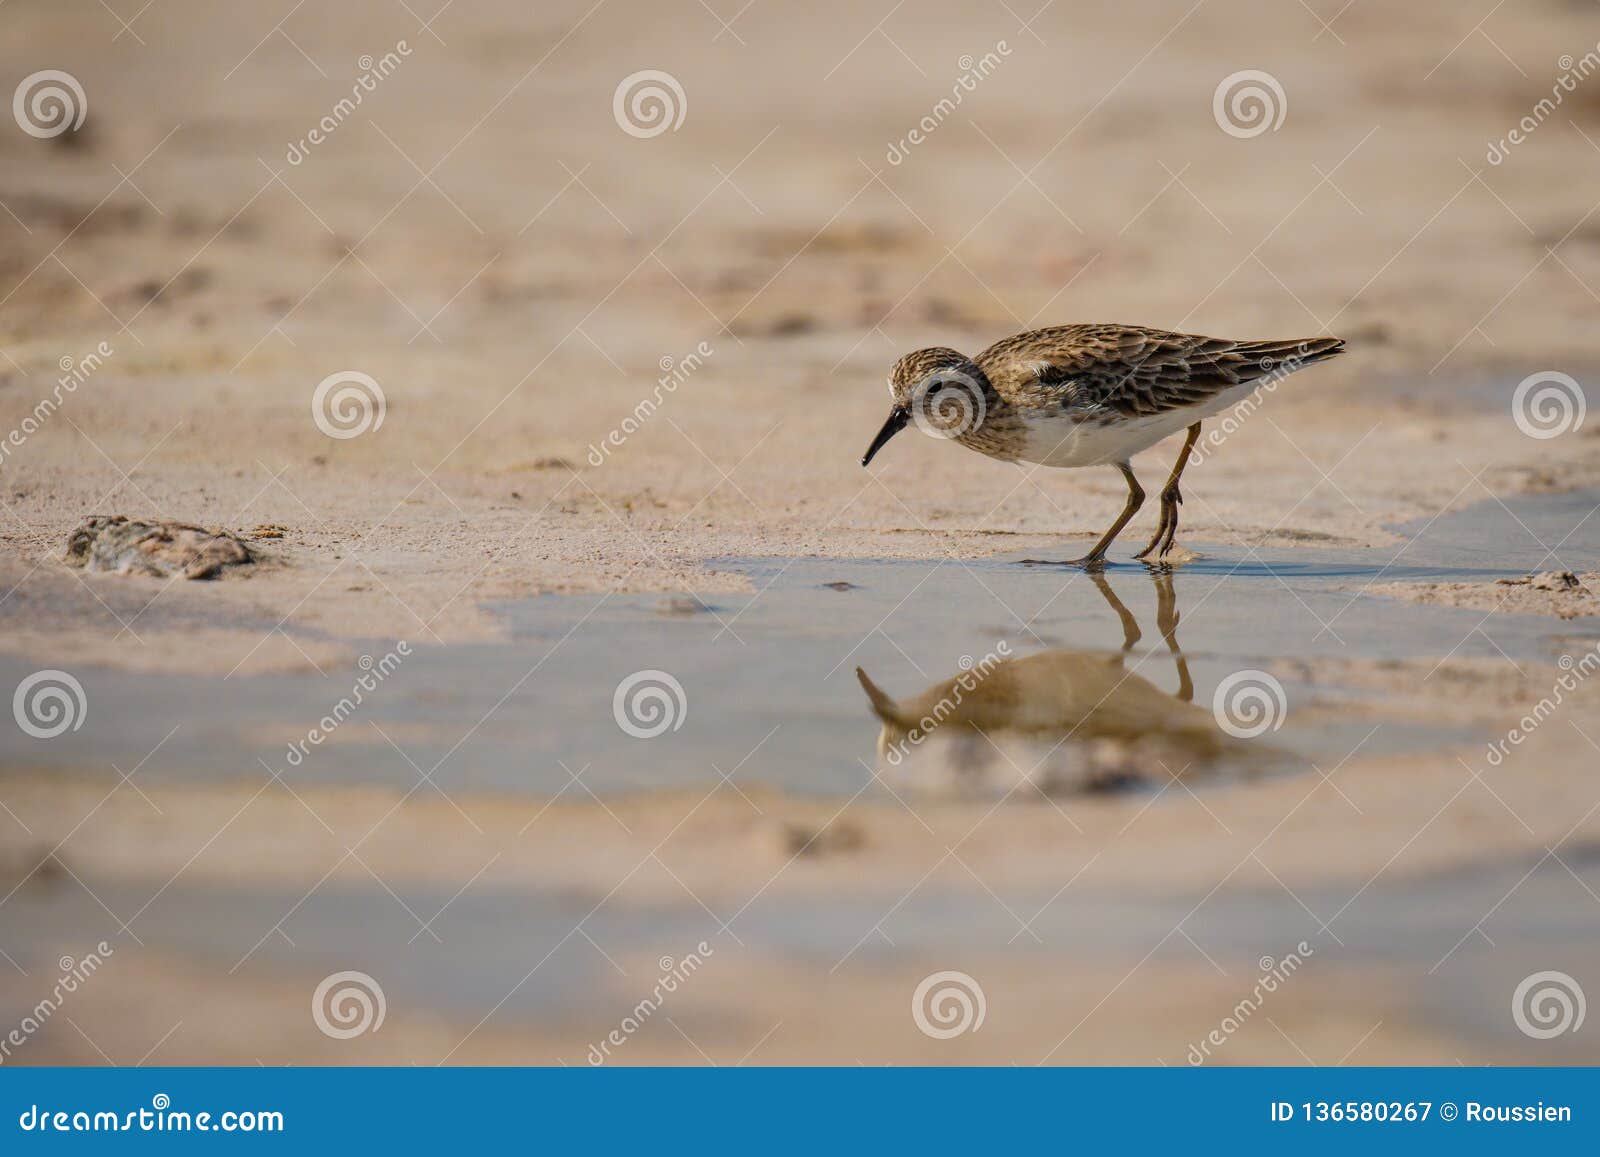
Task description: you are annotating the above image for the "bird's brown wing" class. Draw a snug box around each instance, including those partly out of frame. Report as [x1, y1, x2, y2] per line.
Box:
[974, 324, 1344, 419]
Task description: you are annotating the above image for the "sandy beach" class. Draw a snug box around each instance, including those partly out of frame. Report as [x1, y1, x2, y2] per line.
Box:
[3, 0, 1600, 1066]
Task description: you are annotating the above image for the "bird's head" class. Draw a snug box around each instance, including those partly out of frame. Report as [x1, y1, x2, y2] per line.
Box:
[855, 667, 911, 764]
[861, 347, 992, 466]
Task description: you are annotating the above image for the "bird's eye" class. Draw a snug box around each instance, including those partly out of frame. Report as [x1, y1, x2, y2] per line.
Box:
[927, 382, 945, 394]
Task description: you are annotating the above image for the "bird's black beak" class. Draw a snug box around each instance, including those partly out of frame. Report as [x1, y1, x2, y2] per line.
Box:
[861, 406, 909, 467]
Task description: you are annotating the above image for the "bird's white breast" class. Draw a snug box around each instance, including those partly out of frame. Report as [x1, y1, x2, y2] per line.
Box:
[1012, 382, 1261, 467]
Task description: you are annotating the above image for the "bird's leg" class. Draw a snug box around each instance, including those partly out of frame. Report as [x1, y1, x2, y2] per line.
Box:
[1155, 420, 1202, 557]
[1062, 462, 1144, 567]
[1089, 571, 1140, 656]
[1135, 422, 1202, 560]
[1136, 498, 1173, 561]
[1151, 567, 1193, 703]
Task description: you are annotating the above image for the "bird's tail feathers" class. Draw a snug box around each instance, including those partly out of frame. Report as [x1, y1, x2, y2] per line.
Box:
[1235, 335, 1345, 375]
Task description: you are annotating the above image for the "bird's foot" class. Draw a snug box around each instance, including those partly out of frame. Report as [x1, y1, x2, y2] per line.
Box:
[1140, 538, 1200, 570]
[1135, 539, 1178, 562]
[1018, 555, 1109, 570]
[1136, 496, 1181, 559]
[1133, 525, 1169, 560]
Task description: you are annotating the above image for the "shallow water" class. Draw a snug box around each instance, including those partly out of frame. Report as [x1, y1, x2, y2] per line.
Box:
[5, 490, 1600, 1065]
[9, 832, 1599, 1064]
[4, 489, 1597, 799]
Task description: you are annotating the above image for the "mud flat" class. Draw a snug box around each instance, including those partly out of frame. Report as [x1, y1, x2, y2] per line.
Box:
[4, 491, 1600, 1064]
[4, 0, 1600, 1067]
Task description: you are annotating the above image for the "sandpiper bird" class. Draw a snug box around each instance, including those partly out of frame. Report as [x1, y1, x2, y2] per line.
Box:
[854, 572, 1251, 793]
[860, 324, 1345, 565]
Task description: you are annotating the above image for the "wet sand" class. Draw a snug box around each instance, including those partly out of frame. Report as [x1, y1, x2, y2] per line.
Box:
[6, 508, 1600, 1065]
[4, 1, 1600, 648]
[3, 0, 1600, 1065]
[6, 704, 1600, 1066]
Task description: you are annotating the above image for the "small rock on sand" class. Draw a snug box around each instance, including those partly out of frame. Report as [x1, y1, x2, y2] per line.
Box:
[1371, 569, 1600, 619]
[64, 515, 255, 580]
[1498, 570, 1584, 592]
[0, 847, 67, 892]
[760, 819, 865, 859]
[1156, 545, 1203, 565]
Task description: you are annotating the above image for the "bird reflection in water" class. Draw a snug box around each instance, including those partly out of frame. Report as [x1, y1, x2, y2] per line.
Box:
[856, 570, 1257, 795]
